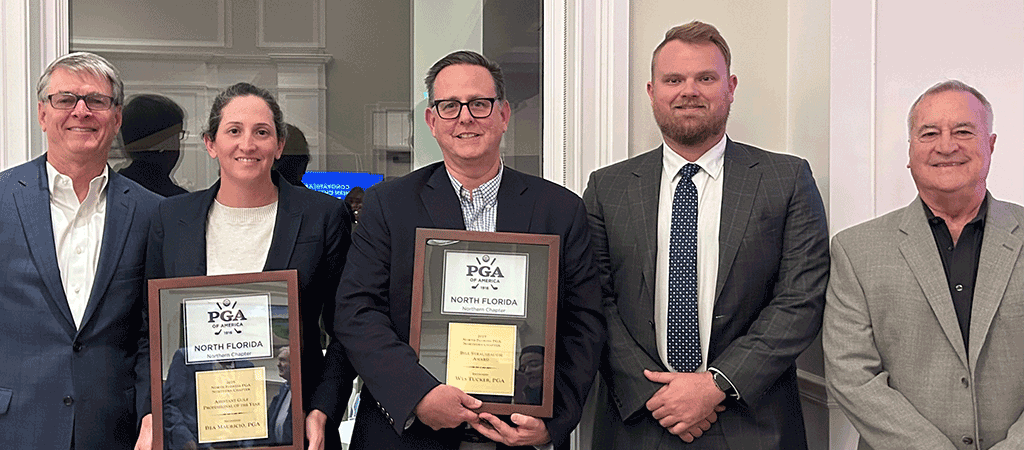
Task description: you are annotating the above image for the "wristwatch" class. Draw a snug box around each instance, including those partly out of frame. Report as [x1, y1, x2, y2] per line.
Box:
[709, 367, 739, 400]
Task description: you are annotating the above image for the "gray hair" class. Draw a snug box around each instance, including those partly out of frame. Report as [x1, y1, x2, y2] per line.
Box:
[424, 50, 505, 104]
[908, 80, 993, 136]
[36, 52, 124, 106]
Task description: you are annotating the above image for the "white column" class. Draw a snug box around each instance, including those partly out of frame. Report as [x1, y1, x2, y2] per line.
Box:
[0, 0, 67, 170]
[549, 0, 630, 195]
[1, 0, 34, 169]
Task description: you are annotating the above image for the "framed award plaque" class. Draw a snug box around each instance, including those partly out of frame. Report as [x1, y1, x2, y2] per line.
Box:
[148, 270, 303, 450]
[409, 228, 559, 418]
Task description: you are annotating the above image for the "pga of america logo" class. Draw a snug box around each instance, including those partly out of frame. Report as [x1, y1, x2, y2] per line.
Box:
[207, 298, 249, 335]
[466, 254, 505, 290]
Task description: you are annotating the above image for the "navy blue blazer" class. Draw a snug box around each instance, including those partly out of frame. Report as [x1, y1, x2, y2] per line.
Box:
[329, 163, 606, 449]
[0, 154, 160, 449]
[146, 173, 356, 449]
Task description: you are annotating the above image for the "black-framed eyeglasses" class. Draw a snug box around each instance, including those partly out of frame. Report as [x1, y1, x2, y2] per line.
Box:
[432, 98, 497, 119]
[179, 129, 189, 141]
[46, 93, 117, 111]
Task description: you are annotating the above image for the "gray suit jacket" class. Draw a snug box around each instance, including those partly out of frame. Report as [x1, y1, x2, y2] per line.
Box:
[824, 194, 1024, 450]
[584, 141, 829, 449]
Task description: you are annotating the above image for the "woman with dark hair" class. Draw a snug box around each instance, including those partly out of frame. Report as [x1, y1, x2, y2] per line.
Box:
[147, 82, 353, 450]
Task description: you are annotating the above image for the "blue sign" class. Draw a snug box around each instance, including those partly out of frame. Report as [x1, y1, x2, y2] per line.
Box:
[301, 171, 384, 199]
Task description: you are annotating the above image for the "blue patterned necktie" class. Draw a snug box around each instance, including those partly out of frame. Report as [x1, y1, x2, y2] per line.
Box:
[668, 163, 701, 372]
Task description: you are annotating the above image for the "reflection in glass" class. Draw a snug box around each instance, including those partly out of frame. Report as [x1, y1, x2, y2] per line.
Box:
[162, 348, 256, 450]
[515, 345, 544, 405]
[119, 94, 189, 197]
[71, 0, 542, 188]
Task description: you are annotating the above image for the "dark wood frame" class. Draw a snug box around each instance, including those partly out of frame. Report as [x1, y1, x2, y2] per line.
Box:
[409, 228, 559, 418]
[148, 270, 303, 450]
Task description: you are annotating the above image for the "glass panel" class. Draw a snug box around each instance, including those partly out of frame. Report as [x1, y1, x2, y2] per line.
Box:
[68, 0, 543, 204]
[418, 239, 551, 408]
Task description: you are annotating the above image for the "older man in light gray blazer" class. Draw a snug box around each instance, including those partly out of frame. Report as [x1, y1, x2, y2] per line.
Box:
[824, 80, 1024, 450]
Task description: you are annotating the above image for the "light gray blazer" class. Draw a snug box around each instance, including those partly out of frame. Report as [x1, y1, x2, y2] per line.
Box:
[824, 194, 1024, 450]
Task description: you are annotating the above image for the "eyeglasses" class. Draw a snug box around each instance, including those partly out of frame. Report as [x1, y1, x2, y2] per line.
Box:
[46, 93, 117, 111]
[432, 98, 497, 120]
[179, 129, 189, 141]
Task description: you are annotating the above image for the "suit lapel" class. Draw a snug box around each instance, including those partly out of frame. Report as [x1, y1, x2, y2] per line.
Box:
[631, 148, 662, 314]
[495, 168, 532, 233]
[421, 163, 466, 230]
[716, 140, 759, 299]
[898, 198, 969, 366]
[80, 171, 136, 328]
[13, 157, 76, 333]
[177, 183, 219, 275]
[264, 177, 301, 271]
[967, 196, 1023, 367]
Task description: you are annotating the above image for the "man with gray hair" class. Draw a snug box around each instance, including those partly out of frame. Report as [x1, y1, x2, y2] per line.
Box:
[0, 52, 158, 449]
[824, 80, 1024, 449]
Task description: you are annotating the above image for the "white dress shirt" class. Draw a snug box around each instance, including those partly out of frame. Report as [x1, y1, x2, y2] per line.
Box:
[47, 162, 108, 329]
[654, 136, 725, 374]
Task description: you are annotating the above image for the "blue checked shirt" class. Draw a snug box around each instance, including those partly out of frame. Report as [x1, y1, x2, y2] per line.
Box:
[447, 165, 503, 232]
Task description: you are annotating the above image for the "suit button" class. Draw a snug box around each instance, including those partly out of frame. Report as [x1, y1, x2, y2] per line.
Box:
[63, 396, 74, 406]
[72, 342, 83, 352]
[961, 377, 969, 388]
[962, 436, 974, 445]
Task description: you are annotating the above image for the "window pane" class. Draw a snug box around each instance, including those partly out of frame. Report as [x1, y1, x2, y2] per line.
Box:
[69, 0, 542, 196]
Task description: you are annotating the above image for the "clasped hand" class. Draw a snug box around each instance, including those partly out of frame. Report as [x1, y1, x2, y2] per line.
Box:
[644, 369, 727, 443]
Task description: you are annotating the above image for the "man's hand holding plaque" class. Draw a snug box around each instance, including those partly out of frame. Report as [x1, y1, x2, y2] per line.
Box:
[474, 412, 552, 447]
[414, 384, 483, 430]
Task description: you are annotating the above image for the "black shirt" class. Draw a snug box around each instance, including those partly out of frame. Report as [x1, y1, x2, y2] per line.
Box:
[924, 197, 988, 350]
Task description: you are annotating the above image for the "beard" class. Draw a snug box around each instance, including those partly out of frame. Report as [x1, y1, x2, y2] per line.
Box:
[654, 103, 730, 147]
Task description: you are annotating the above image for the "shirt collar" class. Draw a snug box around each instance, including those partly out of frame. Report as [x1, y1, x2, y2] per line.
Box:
[661, 134, 727, 181]
[446, 164, 503, 204]
[45, 160, 109, 203]
[923, 195, 989, 227]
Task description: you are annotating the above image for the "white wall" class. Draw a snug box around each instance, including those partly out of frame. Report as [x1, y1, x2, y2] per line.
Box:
[629, 0, 830, 204]
[832, 0, 1024, 235]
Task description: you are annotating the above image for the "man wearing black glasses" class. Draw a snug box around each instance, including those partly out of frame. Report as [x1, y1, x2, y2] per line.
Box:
[0, 52, 159, 450]
[322, 50, 605, 449]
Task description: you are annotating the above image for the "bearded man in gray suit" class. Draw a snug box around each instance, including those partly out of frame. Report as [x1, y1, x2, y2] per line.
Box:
[824, 81, 1024, 450]
[584, 21, 829, 449]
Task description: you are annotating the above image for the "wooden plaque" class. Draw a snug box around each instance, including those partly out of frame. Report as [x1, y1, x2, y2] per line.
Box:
[148, 270, 303, 450]
[409, 229, 559, 418]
